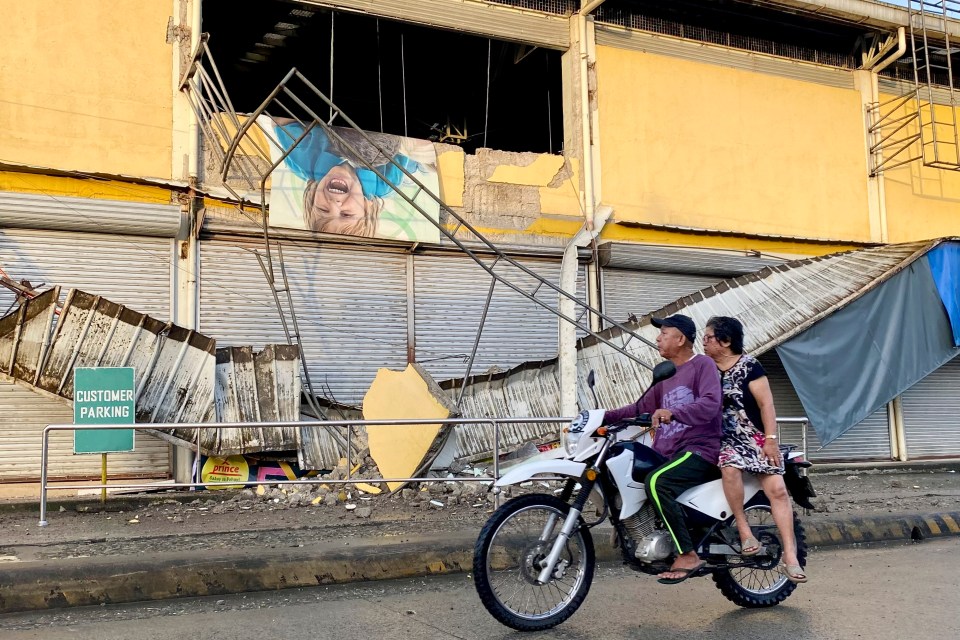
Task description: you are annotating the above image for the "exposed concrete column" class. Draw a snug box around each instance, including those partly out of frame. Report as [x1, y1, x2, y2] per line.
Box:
[170, 0, 200, 182]
[558, 208, 610, 417]
[558, 4, 605, 416]
[170, 0, 203, 484]
[856, 69, 888, 244]
[858, 27, 905, 244]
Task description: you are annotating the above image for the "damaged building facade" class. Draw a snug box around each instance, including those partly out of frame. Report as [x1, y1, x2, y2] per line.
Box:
[1, 0, 960, 484]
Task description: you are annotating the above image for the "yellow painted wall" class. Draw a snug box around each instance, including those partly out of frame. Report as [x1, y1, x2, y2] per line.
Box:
[596, 46, 871, 242]
[878, 94, 960, 243]
[0, 171, 173, 205]
[0, 1, 173, 179]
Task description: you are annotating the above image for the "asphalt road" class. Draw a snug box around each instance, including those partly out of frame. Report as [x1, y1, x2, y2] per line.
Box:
[2, 538, 957, 640]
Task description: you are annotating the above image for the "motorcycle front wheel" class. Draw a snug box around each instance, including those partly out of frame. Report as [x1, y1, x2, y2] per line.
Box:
[473, 493, 595, 631]
[712, 500, 807, 608]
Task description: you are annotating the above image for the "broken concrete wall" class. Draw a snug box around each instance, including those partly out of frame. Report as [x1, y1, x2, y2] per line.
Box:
[200, 132, 585, 248]
[439, 145, 584, 248]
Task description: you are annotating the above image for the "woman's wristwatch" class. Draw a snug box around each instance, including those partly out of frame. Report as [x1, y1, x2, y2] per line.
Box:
[765, 434, 778, 440]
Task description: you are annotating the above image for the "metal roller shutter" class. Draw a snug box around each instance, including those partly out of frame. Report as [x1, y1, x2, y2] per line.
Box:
[199, 238, 408, 406]
[602, 269, 721, 322]
[299, 0, 570, 49]
[0, 192, 181, 238]
[759, 351, 892, 461]
[901, 354, 960, 458]
[414, 254, 585, 382]
[0, 229, 174, 481]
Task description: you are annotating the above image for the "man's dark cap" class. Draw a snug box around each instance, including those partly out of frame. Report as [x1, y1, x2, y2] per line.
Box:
[652, 314, 696, 344]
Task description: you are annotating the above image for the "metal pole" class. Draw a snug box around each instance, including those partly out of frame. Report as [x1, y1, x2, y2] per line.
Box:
[38, 426, 50, 527]
[101, 453, 108, 505]
[458, 273, 497, 406]
[492, 420, 500, 509]
[802, 419, 808, 461]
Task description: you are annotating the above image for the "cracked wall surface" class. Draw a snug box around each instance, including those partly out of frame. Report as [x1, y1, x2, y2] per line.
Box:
[203, 132, 585, 247]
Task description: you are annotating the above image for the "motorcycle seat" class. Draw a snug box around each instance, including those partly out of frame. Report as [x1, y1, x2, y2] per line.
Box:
[620, 442, 667, 483]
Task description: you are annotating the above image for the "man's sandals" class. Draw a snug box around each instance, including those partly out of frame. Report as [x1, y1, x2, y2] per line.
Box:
[656, 560, 708, 585]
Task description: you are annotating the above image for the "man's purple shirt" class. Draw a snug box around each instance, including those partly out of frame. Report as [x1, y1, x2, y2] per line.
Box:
[603, 354, 723, 464]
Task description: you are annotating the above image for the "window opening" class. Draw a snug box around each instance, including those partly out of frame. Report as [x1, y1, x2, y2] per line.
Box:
[203, 0, 564, 154]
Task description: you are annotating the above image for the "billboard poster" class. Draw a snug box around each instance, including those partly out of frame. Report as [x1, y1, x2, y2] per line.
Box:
[260, 115, 441, 243]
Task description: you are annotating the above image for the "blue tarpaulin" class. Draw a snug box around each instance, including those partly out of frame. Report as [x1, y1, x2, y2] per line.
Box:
[777, 254, 960, 447]
[928, 243, 960, 347]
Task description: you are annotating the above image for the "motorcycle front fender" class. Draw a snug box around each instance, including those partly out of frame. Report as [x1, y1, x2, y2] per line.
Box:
[494, 459, 587, 488]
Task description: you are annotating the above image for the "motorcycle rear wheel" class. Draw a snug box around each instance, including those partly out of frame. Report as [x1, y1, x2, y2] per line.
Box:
[473, 493, 595, 631]
[712, 501, 807, 608]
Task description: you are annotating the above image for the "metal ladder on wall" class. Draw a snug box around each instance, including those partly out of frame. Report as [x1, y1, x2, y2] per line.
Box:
[868, 1, 960, 174]
[178, 35, 658, 412]
[908, 0, 960, 169]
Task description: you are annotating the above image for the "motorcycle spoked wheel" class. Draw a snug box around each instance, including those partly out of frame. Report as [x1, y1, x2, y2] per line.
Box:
[712, 501, 807, 608]
[473, 493, 595, 631]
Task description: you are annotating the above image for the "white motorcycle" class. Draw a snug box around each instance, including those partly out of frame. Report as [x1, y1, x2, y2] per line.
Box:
[473, 362, 816, 631]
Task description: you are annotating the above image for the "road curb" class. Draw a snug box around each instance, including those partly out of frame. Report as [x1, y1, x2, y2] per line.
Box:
[804, 511, 960, 547]
[1, 511, 958, 615]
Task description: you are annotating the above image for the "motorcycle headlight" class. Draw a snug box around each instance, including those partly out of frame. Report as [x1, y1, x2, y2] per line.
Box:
[564, 411, 589, 455]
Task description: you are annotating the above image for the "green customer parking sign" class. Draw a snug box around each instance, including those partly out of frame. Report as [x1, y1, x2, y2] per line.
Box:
[73, 367, 136, 454]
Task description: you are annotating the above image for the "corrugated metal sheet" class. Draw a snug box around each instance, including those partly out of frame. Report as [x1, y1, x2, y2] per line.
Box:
[602, 269, 722, 323]
[298, 0, 569, 49]
[199, 238, 409, 406]
[25, 290, 216, 423]
[578, 241, 938, 415]
[444, 241, 942, 460]
[599, 243, 787, 276]
[901, 354, 960, 458]
[213, 344, 301, 455]
[0, 229, 176, 480]
[415, 253, 585, 459]
[0, 191, 181, 238]
[298, 400, 362, 471]
[595, 25, 855, 89]
[0, 286, 218, 454]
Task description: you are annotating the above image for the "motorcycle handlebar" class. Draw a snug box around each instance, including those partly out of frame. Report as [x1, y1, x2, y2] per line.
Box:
[609, 414, 653, 430]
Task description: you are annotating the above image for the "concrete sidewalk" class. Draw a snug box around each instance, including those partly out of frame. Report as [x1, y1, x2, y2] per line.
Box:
[1, 465, 959, 615]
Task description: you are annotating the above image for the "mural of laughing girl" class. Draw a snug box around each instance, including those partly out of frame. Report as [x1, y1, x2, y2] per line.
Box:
[262, 116, 440, 243]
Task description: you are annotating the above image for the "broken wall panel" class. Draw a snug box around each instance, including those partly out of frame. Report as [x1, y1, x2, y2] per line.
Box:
[441, 242, 946, 462]
[0, 288, 217, 447]
[0, 287, 59, 383]
[0, 284, 317, 465]
[297, 399, 362, 471]
[447, 361, 564, 461]
[213, 344, 302, 456]
[363, 364, 458, 491]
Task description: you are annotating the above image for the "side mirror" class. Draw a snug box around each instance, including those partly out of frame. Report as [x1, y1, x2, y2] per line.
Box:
[586, 369, 599, 409]
[651, 361, 676, 385]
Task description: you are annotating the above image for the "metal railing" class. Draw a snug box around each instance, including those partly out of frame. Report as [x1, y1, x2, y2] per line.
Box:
[38, 417, 573, 526]
[38, 415, 812, 526]
[776, 416, 811, 462]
